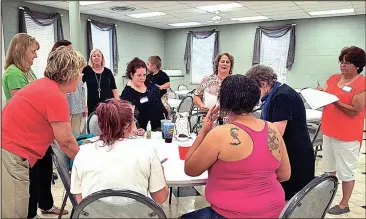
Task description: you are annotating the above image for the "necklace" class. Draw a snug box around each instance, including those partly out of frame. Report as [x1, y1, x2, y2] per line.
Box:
[95, 73, 102, 98]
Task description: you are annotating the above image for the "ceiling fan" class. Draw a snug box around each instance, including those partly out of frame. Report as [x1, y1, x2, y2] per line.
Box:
[211, 11, 223, 24]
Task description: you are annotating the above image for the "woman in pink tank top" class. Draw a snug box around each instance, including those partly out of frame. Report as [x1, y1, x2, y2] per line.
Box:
[182, 75, 291, 218]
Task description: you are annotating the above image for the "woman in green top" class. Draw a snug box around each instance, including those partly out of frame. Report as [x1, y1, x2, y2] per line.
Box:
[3, 33, 39, 101]
[2, 33, 68, 218]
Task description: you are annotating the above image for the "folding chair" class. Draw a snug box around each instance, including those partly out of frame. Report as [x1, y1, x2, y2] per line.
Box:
[71, 189, 167, 218]
[279, 173, 338, 218]
[50, 140, 78, 219]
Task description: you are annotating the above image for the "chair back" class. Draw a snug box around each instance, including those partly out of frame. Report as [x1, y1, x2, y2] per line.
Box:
[189, 112, 207, 134]
[167, 88, 178, 99]
[177, 84, 188, 91]
[50, 140, 78, 208]
[87, 111, 101, 135]
[177, 96, 194, 115]
[279, 174, 338, 219]
[71, 189, 167, 218]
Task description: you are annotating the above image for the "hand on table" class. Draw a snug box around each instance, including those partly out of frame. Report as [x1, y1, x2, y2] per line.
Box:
[134, 128, 145, 136]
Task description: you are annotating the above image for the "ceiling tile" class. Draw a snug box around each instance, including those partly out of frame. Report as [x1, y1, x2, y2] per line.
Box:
[219, 9, 262, 18]
[355, 9, 366, 15]
[269, 14, 312, 19]
[181, 1, 236, 7]
[239, 1, 296, 7]
[134, 1, 182, 8]
[261, 10, 309, 17]
[153, 4, 193, 12]
[168, 8, 211, 15]
[87, 1, 145, 10]
[251, 6, 303, 13]
[297, 2, 354, 11]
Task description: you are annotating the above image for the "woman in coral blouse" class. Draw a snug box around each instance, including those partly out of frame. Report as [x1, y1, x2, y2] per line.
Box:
[318, 46, 365, 215]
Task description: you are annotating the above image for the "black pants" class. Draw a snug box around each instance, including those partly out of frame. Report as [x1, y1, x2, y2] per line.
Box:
[27, 147, 54, 218]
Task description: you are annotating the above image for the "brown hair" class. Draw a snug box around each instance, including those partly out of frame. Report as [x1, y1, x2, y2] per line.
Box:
[213, 52, 234, 75]
[148, 56, 162, 69]
[338, 46, 366, 74]
[246, 64, 277, 88]
[5, 33, 39, 72]
[96, 99, 134, 146]
[51, 40, 72, 52]
[126, 57, 147, 79]
[44, 46, 85, 84]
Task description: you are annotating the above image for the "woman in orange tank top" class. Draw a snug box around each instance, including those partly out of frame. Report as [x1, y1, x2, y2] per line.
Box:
[318, 46, 365, 215]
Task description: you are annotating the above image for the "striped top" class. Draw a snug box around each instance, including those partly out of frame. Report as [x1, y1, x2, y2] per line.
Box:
[66, 81, 86, 114]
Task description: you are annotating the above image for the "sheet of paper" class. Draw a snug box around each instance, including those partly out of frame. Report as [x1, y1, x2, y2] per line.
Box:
[204, 91, 218, 109]
[300, 88, 339, 110]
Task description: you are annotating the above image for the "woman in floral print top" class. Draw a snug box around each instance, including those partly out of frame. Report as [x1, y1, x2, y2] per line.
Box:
[193, 53, 234, 112]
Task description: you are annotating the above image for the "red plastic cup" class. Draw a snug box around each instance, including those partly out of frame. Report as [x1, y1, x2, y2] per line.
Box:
[178, 144, 191, 160]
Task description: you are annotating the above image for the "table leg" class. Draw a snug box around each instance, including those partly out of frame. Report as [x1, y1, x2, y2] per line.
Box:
[169, 187, 173, 204]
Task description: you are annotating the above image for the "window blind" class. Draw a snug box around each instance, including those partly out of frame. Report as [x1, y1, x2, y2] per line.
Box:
[25, 14, 55, 79]
[91, 23, 113, 69]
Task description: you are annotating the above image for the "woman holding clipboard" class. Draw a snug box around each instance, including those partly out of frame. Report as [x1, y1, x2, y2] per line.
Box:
[317, 46, 365, 215]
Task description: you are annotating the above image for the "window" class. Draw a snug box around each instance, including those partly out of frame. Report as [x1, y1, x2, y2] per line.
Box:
[25, 14, 55, 79]
[91, 23, 113, 69]
[190, 33, 216, 84]
[260, 30, 291, 83]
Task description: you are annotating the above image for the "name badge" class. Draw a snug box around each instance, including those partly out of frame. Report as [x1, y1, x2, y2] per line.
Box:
[140, 96, 149, 104]
[342, 85, 353, 92]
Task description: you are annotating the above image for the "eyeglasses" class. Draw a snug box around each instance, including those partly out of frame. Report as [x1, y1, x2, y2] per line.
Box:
[339, 61, 353, 66]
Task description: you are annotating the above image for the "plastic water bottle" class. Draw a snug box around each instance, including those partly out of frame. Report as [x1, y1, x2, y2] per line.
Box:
[146, 121, 152, 139]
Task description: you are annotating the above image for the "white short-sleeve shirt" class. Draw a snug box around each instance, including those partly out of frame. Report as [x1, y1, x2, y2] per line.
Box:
[70, 137, 166, 199]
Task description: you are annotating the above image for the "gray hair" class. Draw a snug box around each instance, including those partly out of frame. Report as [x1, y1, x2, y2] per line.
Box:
[245, 64, 277, 87]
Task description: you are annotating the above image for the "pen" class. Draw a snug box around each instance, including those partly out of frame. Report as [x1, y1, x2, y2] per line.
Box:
[317, 81, 320, 87]
[161, 158, 168, 164]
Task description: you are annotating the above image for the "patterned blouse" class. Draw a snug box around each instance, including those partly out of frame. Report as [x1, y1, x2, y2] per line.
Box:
[194, 74, 229, 125]
[66, 81, 86, 114]
[194, 74, 223, 102]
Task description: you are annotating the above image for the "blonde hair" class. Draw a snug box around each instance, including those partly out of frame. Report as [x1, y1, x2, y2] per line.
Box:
[148, 56, 162, 69]
[5, 33, 40, 72]
[88, 48, 105, 68]
[44, 46, 85, 84]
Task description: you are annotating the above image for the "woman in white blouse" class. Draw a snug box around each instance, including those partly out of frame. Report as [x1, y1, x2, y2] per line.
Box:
[70, 99, 169, 204]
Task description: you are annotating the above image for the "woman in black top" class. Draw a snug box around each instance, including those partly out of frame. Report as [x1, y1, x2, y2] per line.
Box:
[246, 64, 315, 201]
[120, 57, 167, 131]
[82, 48, 118, 113]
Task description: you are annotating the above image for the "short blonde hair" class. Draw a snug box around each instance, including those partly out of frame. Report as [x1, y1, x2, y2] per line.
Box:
[44, 46, 85, 84]
[88, 48, 105, 68]
[5, 33, 40, 72]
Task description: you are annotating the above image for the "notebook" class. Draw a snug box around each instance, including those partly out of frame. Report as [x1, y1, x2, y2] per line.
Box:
[300, 88, 339, 110]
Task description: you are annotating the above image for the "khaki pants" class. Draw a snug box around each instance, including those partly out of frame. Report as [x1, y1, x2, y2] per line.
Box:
[1, 149, 30, 218]
[71, 113, 84, 136]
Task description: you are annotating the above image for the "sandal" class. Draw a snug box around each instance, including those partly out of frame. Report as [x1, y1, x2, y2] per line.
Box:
[40, 206, 69, 215]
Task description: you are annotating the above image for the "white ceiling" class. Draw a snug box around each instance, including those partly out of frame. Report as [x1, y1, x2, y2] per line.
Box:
[26, 1, 366, 29]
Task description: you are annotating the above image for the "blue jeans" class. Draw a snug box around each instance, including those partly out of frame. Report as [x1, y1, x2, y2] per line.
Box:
[181, 207, 226, 219]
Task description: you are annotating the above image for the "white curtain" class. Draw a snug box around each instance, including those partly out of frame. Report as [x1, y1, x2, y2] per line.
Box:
[191, 33, 216, 84]
[260, 31, 291, 83]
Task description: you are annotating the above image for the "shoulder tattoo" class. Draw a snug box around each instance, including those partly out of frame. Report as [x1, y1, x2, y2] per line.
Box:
[268, 126, 280, 152]
[230, 127, 241, 146]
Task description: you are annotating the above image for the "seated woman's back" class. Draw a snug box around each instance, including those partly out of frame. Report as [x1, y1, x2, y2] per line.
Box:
[183, 75, 290, 219]
[70, 99, 168, 205]
[71, 137, 165, 198]
[205, 118, 289, 218]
